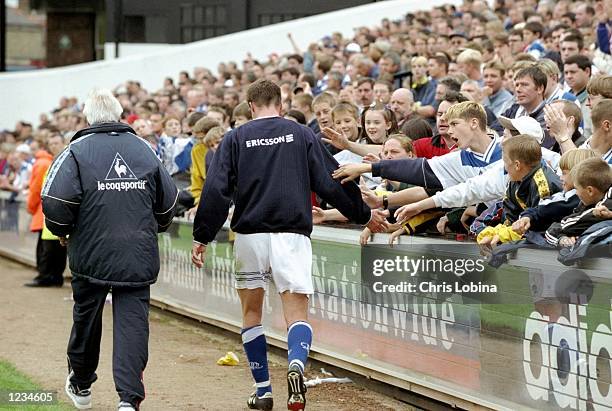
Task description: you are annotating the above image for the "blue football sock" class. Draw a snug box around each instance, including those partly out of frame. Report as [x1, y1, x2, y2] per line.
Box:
[287, 321, 312, 373]
[242, 325, 271, 397]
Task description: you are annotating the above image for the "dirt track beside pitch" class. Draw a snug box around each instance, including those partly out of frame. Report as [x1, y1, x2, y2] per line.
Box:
[0, 258, 410, 410]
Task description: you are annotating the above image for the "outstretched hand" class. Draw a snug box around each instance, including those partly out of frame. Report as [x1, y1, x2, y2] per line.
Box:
[359, 182, 383, 209]
[312, 206, 326, 224]
[511, 216, 531, 234]
[478, 235, 500, 256]
[394, 203, 422, 225]
[321, 127, 350, 150]
[362, 153, 381, 164]
[366, 209, 390, 233]
[191, 242, 207, 268]
[360, 227, 372, 246]
[436, 216, 449, 235]
[559, 236, 576, 248]
[388, 227, 404, 246]
[332, 163, 369, 184]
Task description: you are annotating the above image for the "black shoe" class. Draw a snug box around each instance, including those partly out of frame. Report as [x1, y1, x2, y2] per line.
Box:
[287, 365, 306, 411]
[25, 280, 63, 287]
[247, 391, 273, 410]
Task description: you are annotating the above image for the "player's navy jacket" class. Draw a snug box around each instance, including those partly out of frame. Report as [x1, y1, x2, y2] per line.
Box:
[41, 122, 179, 286]
[193, 116, 371, 244]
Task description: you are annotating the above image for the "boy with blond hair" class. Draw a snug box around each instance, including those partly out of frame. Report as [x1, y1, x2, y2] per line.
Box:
[586, 75, 612, 107]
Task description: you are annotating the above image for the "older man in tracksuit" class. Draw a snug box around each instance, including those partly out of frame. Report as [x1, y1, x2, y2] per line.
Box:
[42, 89, 178, 411]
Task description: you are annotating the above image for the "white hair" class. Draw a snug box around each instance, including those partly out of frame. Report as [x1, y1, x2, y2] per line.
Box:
[83, 88, 123, 125]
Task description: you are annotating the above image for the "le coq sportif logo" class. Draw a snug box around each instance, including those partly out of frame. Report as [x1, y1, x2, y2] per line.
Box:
[105, 153, 137, 180]
[97, 153, 147, 192]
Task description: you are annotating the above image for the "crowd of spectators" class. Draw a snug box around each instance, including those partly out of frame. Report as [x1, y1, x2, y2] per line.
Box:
[1, 0, 611, 254]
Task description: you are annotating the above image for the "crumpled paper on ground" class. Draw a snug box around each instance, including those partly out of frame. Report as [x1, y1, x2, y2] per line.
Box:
[216, 351, 239, 366]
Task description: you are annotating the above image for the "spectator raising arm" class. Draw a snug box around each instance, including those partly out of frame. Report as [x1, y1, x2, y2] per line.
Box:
[287, 32, 302, 55]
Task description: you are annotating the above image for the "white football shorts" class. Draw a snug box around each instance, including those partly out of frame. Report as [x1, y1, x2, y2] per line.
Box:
[233, 232, 313, 295]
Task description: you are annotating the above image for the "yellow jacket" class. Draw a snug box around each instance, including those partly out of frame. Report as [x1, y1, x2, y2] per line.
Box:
[477, 224, 522, 244]
[190, 143, 208, 205]
[41, 169, 59, 240]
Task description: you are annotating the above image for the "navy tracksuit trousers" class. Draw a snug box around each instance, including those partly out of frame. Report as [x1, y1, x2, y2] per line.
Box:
[67, 276, 150, 407]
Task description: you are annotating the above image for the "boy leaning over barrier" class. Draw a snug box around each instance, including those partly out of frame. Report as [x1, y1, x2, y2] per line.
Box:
[477, 134, 563, 250]
[545, 157, 612, 247]
[512, 149, 598, 235]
